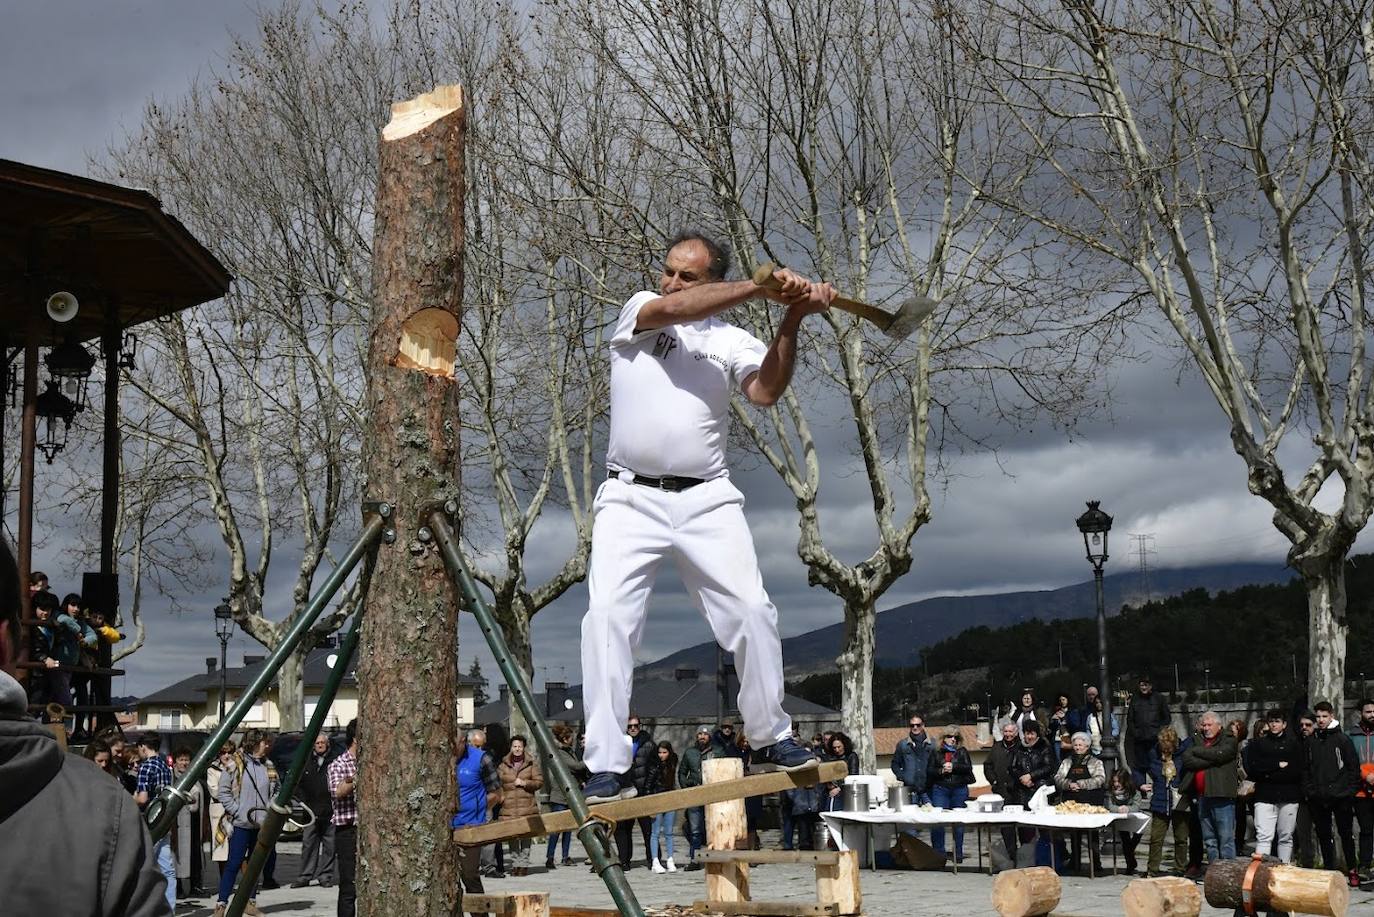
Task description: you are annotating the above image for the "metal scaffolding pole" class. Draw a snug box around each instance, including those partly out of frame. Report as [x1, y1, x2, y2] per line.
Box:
[427, 508, 645, 917]
[146, 506, 391, 841]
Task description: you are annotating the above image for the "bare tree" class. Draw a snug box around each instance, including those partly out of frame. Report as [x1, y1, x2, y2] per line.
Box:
[961, 0, 1374, 711]
[557, 0, 1119, 768]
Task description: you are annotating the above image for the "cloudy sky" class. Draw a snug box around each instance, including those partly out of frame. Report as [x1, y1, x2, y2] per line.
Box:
[1, 1, 1338, 702]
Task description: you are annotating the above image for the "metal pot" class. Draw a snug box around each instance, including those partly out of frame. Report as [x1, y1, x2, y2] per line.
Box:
[887, 786, 907, 810]
[841, 783, 870, 812]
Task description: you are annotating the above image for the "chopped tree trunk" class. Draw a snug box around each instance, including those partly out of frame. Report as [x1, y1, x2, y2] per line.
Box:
[1204, 855, 1348, 917]
[991, 866, 1061, 917]
[1121, 876, 1201, 917]
[357, 84, 466, 917]
[704, 757, 749, 904]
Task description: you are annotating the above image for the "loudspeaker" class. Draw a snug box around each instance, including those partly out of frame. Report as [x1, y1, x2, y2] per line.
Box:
[81, 572, 119, 619]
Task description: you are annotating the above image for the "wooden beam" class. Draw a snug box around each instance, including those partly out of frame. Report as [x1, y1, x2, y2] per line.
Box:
[462, 893, 549, 917]
[698, 850, 841, 866]
[692, 901, 839, 916]
[548, 909, 619, 917]
[454, 760, 847, 847]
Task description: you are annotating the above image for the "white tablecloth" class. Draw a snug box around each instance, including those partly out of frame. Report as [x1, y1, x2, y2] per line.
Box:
[819, 807, 1150, 854]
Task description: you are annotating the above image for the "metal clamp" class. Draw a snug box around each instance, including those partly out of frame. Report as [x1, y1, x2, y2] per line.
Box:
[1241, 852, 1263, 916]
[362, 500, 396, 544]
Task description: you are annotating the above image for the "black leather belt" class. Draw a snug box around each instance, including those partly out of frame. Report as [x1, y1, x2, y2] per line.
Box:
[607, 469, 706, 492]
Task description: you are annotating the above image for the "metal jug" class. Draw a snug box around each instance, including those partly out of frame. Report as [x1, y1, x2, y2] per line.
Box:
[841, 783, 869, 812]
[887, 785, 907, 810]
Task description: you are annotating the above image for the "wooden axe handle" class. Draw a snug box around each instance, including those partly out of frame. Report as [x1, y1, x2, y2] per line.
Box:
[751, 263, 893, 330]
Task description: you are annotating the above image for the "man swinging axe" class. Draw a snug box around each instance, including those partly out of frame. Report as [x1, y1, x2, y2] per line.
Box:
[579, 232, 838, 802]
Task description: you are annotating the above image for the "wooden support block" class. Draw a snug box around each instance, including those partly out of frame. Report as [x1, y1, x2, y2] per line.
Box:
[705, 757, 747, 849]
[991, 866, 1061, 917]
[454, 760, 846, 847]
[1121, 876, 1201, 917]
[698, 850, 842, 866]
[692, 902, 839, 916]
[549, 909, 619, 917]
[706, 860, 751, 905]
[463, 893, 549, 917]
[1204, 856, 1348, 917]
[813, 849, 860, 915]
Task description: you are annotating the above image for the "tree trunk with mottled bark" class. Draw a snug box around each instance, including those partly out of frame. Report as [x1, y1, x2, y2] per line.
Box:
[357, 85, 466, 917]
[1303, 557, 1349, 714]
[276, 650, 306, 731]
[838, 601, 876, 771]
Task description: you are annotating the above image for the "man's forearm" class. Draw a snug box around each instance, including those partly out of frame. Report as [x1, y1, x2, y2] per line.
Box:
[634, 280, 761, 332]
[749, 311, 803, 406]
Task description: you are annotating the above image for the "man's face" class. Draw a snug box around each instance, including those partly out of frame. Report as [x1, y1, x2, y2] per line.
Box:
[1301, 718, 1316, 736]
[1362, 704, 1374, 727]
[1086, 687, 1099, 703]
[909, 717, 925, 738]
[1201, 717, 1221, 739]
[471, 731, 485, 748]
[1317, 709, 1334, 730]
[314, 735, 329, 754]
[1139, 680, 1152, 695]
[1268, 715, 1287, 736]
[627, 719, 642, 737]
[659, 241, 714, 296]
[175, 754, 191, 774]
[1002, 723, 1018, 744]
[697, 731, 711, 748]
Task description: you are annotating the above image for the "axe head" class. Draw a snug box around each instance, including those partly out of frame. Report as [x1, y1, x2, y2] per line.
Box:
[883, 293, 940, 340]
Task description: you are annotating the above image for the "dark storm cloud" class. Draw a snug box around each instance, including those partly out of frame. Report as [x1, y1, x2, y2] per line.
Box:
[3, 2, 1339, 700]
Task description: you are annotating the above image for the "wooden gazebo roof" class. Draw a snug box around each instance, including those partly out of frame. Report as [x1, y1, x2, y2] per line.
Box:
[0, 159, 231, 343]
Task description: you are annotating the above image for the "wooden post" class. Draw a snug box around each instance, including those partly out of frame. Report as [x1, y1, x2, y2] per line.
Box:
[1121, 876, 1202, 917]
[1204, 856, 1348, 917]
[704, 757, 749, 904]
[991, 866, 1062, 917]
[813, 849, 861, 915]
[357, 84, 466, 917]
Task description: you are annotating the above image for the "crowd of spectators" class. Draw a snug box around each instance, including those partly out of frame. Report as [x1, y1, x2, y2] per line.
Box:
[24, 570, 123, 738]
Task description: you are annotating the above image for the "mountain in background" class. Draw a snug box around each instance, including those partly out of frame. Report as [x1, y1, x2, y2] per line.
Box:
[640, 561, 1293, 678]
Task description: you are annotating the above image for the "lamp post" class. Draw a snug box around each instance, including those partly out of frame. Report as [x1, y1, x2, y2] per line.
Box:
[1076, 500, 1113, 754]
[214, 601, 234, 722]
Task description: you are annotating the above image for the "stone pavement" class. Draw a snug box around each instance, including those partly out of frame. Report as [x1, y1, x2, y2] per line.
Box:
[174, 838, 1374, 916]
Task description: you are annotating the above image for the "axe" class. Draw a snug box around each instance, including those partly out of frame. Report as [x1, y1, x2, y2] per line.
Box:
[752, 263, 939, 340]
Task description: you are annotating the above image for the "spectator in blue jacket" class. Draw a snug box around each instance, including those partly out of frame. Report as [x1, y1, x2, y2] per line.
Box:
[453, 728, 499, 917]
[1142, 724, 1192, 877]
[890, 715, 932, 806]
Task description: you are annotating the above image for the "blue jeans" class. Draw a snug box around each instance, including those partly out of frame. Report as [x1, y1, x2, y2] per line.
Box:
[546, 802, 572, 861]
[218, 825, 260, 903]
[651, 810, 676, 861]
[686, 807, 705, 858]
[151, 834, 175, 911]
[930, 785, 969, 858]
[1198, 797, 1237, 863]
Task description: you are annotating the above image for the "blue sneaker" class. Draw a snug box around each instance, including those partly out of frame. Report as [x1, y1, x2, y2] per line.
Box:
[764, 737, 819, 770]
[583, 772, 635, 804]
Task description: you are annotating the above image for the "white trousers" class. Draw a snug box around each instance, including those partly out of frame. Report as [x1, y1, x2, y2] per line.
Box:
[581, 475, 791, 775]
[1254, 801, 1299, 863]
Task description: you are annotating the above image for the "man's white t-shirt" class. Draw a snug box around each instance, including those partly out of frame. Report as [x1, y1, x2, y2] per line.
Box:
[605, 291, 769, 480]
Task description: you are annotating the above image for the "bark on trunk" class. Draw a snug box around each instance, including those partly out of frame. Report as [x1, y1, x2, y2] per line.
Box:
[1305, 558, 1348, 714]
[277, 648, 305, 731]
[837, 601, 876, 773]
[499, 604, 534, 743]
[357, 85, 465, 917]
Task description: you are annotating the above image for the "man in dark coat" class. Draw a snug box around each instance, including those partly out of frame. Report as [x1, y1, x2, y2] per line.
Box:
[1305, 701, 1361, 886]
[614, 716, 656, 869]
[986, 721, 1022, 858]
[890, 714, 933, 806]
[1127, 675, 1170, 783]
[293, 734, 337, 888]
[0, 540, 171, 916]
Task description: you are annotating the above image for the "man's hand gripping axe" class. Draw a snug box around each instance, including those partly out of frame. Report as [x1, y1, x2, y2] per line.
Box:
[753, 263, 939, 340]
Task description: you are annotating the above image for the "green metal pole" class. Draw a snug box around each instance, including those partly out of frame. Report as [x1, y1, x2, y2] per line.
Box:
[147, 508, 390, 841]
[427, 510, 645, 917]
[227, 600, 368, 916]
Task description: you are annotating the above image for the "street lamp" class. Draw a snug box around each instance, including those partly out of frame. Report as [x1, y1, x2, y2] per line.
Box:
[1076, 500, 1114, 757]
[34, 380, 79, 463]
[45, 337, 97, 412]
[214, 601, 234, 722]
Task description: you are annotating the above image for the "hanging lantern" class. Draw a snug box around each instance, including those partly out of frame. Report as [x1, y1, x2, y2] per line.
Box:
[45, 337, 97, 413]
[34, 381, 79, 463]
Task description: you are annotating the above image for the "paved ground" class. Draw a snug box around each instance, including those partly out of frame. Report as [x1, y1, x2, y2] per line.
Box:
[175, 836, 1374, 916]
